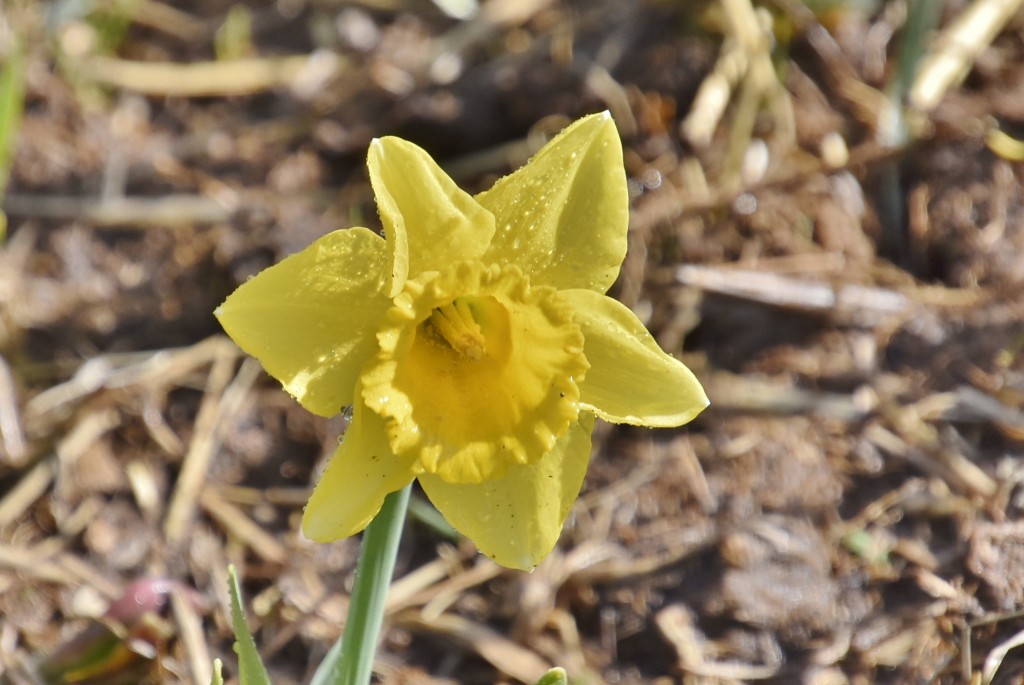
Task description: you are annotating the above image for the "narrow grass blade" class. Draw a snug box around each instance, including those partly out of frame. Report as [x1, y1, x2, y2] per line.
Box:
[227, 564, 272, 685]
[0, 34, 26, 240]
[211, 658, 225, 685]
[534, 668, 569, 685]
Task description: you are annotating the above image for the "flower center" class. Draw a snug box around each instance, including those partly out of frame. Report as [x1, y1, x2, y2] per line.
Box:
[361, 262, 589, 483]
[428, 299, 485, 360]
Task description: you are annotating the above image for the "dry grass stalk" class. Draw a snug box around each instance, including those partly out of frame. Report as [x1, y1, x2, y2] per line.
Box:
[0, 354, 26, 465]
[171, 586, 212, 685]
[912, 0, 1024, 111]
[164, 351, 256, 543]
[396, 612, 551, 684]
[2, 194, 232, 226]
[198, 489, 287, 565]
[82, 54, 345, 98]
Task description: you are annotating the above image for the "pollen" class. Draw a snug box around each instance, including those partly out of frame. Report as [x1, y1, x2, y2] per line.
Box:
[429, 299, 486, 360]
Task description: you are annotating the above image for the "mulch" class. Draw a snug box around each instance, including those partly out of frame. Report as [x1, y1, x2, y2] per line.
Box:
[2, 1, 1024, 683]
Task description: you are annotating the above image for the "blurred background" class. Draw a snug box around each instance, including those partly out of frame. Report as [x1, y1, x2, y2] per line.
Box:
[1, 0, 1024, 683]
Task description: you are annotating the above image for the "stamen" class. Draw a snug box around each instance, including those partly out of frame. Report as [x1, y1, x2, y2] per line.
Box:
[429, 299, 486, 360]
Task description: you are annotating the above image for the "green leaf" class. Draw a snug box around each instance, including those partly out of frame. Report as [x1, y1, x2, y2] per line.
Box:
[214, 5, 254, 61]
[407, 493, 458, 541]
[227, 565, 272, 685]
[533, 667, 568, 685]
[0, 33, 26, 241]
[210, 658, 225, 685]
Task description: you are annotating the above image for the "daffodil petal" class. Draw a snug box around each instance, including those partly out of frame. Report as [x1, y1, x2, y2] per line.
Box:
[302, 393, 419, 542]
[215, 227, 390, 417]
[477, 112, 628, 293]
[562, 289, 709, 426]
[418, 413, 595, 571]
[369, 137, 495, 296]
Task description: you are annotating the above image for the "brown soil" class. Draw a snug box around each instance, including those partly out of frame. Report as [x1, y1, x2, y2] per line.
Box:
[2, 1, 1024, 684]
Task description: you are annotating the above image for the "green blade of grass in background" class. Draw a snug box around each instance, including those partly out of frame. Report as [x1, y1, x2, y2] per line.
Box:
[228, 565, 273, 685]
[533, 667, 569, 685]
[875, 0, 944, 263]
[210, 658, 225, 685]
[0, 32, 26, 241]
[407, 493, 458, 541]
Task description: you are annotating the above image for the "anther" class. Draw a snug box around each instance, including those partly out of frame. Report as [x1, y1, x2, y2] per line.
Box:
[429, 299, 486, 360]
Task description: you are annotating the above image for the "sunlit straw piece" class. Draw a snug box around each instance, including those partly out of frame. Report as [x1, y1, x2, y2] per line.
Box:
[171, 586, 212, 685]
[0, 353, 27, 465]
[199, 488, 288, 565]
[910, 0, 1024, 111]
[164, 354, 259, 543]
[83, 53, 346, 97]
[127, 459, 162, 521]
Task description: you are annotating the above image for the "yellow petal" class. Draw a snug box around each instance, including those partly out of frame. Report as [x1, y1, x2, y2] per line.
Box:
[562, 289, 709, 426]
[302, 391, 419, 541]
[477, 112, 628, 293]
[361, 262, 588, 483]
[215, 227, 390, 417]
[368, 137, 496, 296]
[418, 413, 595, 571]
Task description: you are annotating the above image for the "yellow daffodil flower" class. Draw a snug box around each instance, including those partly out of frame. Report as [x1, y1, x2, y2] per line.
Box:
[215, 112, 708, 570]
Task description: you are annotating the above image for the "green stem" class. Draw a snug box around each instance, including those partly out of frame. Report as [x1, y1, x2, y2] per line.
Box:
[311, 484, 412, 685]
